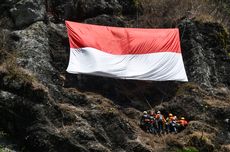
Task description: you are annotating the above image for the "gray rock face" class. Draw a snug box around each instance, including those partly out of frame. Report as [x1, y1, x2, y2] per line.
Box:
[117, 0, 138, 15]
[0, 0, 17, 15]
[84, 14, 126, 27]
[76, 0, 122, 20]
[178, 19, 230, 87]
[48, 22, 69, 72]
[10, 0, 45, 28]
[0, 7, 152, 151]
[11, 22, 54, 82]
[0, 0, 17, 29]
[48, 0, 122, 22]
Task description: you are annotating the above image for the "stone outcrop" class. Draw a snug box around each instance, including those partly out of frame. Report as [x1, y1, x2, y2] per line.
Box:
[178, 19, 230, 88]
[47, 0, 123, 22]
[10, 0, 46, 28]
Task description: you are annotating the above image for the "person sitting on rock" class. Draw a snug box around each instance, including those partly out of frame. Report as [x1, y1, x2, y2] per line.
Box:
[155, 111, 165, 134]
[140, 111, 150, 132]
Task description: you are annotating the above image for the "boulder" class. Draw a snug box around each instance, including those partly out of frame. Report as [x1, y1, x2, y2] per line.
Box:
[74, 0, 122, 20]
[84, 14, 126, 27]
[10, 0, 45, 28]
[48, 0, 122, 22]
[0, 0, 18, 15]
[117, 0, 138, 15]
[11, 21, 56, 85]
[178, 19, 230, 88]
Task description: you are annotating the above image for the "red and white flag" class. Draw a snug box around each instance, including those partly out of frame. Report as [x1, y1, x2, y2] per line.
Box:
[65, 21, 188, 81]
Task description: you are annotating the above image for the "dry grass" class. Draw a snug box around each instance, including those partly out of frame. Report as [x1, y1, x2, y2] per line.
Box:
[1, 55, 36, 83]
[0, 28, 34, 83]
[135, 0, 230, 28]
[175, 82, 207, 97]
[0, 51, 48, 97]
[204, 98, 230, 108]
[137, 130, 184, 151]
[0, 29, 36, 83]
[187, 131, 215, 151]
[221, 144, 230, 151]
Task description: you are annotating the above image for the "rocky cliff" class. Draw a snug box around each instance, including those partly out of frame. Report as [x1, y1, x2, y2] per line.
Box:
[0, 0, 230, 152]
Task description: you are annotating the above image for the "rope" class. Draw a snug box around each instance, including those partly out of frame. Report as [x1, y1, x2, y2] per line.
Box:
[143, 95, 153, 110]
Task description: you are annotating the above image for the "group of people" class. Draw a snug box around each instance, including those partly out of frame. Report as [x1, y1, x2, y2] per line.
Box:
[140, 110, 188, 134]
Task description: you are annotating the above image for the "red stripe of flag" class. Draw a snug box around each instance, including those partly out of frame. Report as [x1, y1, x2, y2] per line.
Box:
[65, 21, 181, 55]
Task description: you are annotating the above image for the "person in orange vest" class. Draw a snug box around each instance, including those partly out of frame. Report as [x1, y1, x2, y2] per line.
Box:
[177, 117, 188, 131]
[155, 111, 165, 134]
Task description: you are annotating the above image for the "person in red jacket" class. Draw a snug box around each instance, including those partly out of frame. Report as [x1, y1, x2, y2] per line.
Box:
[177, 117, 188, 131]
[149, 111, 157, 134]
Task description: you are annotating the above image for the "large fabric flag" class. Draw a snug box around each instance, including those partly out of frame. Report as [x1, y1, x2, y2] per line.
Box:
[65, 21, 188, 81]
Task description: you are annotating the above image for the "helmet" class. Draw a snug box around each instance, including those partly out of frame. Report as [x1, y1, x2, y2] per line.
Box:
[143, 111, 147, 114]
[157, 111, 161, 114]
[181, 117, 185, 120]
[169, 113, 173, 117]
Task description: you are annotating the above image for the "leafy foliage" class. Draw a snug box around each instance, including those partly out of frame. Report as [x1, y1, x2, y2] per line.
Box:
[176, 147, 199, 152]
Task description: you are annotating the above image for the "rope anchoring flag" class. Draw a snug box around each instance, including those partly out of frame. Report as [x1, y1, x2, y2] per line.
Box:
[65, 21, 188, 82]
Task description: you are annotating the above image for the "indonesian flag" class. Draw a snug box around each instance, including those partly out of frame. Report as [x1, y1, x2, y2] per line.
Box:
[65, 21, 188, 81]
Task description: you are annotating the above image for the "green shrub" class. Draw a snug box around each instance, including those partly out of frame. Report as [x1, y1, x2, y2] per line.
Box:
[176, 147, 199, 152]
